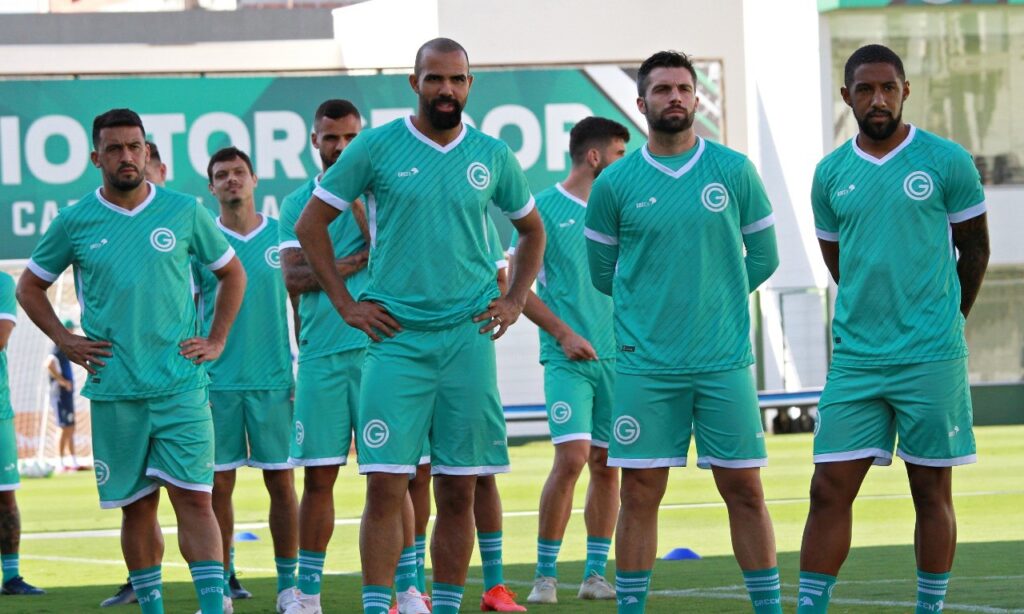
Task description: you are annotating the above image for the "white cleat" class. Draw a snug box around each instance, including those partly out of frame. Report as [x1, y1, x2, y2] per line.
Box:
[527, 576, 558, 604]
[396, 586, 432, 614]
[195, 596, 233, 614]
[577, 574, 616, 600]
[282, 591, 322, 614]
[277, 587, 299, 613]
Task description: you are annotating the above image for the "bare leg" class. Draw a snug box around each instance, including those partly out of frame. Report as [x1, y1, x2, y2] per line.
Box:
[799, 459, 873, 574]
[166, 484, 223, 563]
[906, 464, 956, 573]
[120, 490, 164, 570]
[431, 475, 477, 585]
[536, 440, 588, 541]
[211, 470, 236, 573]
[263, 469, 299, 559]
[359, 472, 408, 586]
[614, 468, 668, 571]
[711, 466, 776, 569]
[298, 465, 339, 552]
[583, 446, 618, 540]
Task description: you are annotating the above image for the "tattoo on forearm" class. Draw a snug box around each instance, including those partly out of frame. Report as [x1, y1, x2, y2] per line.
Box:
[952, 215, 990, 318]
[0, 507, 21, 554]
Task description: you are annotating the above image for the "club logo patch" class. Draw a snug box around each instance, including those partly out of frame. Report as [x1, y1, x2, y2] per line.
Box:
[701, 183, 729, 212]
[94, 460, 110, 485]
[467, 162, 491, 190]
[903, 171, 933, 201]
[550, 401, 572, 425]
[149, 228, 176, 252]
[264, 246, 281, 268]
[613, 415, 640, 445]
[295, 421, 305, 445]
[362, 419, 390, 449]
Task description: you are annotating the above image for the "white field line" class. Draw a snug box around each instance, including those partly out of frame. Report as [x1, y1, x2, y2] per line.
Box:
[23, 489, 1022, 541]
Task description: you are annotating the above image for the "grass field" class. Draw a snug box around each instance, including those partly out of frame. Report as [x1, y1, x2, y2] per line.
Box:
[6, 426, 1023, 613]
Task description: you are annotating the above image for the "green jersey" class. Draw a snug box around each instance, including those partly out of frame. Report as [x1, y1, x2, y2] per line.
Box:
[512, 184, 615, 364]
[315, 117, 534, 330]
[28, 184, 234, 400]
[0, 272, 16, 420]
[279, 176, 370, 362]
[485, 215, 507, 271]
[811, 125, 986, 366]
[197, 215, 293, 391]
[585, 139, 775, 374]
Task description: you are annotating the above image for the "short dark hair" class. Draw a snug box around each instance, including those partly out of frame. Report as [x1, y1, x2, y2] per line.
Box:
[207, 146, 254, 183]
[569, 117, 631, 165]
[146, 140, 161, 163]
[414, 37, 469, 76]
[92, 108, 145, 149]
[314, 99, 361, 126]
[844, 44, 905, 88]
[637, 51, 698, 97]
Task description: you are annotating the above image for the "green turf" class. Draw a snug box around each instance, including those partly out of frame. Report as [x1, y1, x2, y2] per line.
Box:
[5, 426, 1023, 612]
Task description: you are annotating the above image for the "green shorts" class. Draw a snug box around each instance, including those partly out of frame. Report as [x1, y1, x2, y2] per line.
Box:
[609, 367, 767, 470]
[359, 320, 509, 476]
[0, 418, 19, 492]
[544, 359, 615, 447]
[814, 357, 976, 467]
[290, 349, 364, 467]
[210, 389, 293, 471]
[91, 388, 214, 509]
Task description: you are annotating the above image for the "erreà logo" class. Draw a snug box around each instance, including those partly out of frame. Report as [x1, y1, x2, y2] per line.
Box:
[467, 162, 490, 190]
[149, 228, 176, 252]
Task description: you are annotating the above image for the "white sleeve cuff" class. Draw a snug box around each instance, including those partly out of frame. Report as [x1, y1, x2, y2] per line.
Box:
[495, 258, 509, 270]
[312, 185, 352, 212]
[948, 201, 987, 224]
[279, 240, 302, 250]
[741, 213, 776, 235]
[207, 246, 236, 271]
[505, 196, 535, 220]
[815, 228, 839, 242]
[584, 227, 619, 246]
[26, 259, 59, 283]
[0, 313, 16, 324]
[506, 246, 517, 255]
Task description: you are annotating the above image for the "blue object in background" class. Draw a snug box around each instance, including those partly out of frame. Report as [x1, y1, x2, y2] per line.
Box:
[663, 547, 701, 560]
[235, 531, 260, 542]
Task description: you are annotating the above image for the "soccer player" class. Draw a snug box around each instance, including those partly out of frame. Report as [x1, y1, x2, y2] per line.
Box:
[585, 51, 782, 614]
[277, 99, 374, 614]
[295, 37, 545, 614]
[0, 271, 44, 596]
[797, 44, 990, 614]
[45, 319, 79, 470]
[145, 141, 168, 187]
[17, 108, 246, 614]
[197, 146, 298, 613]
[522, 116, 629, 605]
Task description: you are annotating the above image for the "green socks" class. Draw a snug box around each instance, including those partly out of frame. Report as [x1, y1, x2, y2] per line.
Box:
[275, 556, 298, 593]
[535, 538, 562, 578]
[431, 582, 464, 614]
[189, 560, 225, 614]
[395, 545, 418, 593]
[797, 571, 837, 613]
[583, 536, 611, 579]
[414, 534, 427, 592]
[1, 553, 18, 583]
[615, 569, 651, 613]
[297, 549, 326, 595]
[916, 570, 950, 614]
[478, 531, 504, 590]
[743, 567, 783, 613]
[129, 565, 164, 614]
[361, 584, 391, 613]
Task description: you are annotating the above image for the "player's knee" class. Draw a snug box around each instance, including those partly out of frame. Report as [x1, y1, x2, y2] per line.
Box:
[553, 451, 587, 477]
[808, 471, 854, 509]
[719, 477, 766, 511]
[0, 492, 17, 513]
[620, 472, 666, 509]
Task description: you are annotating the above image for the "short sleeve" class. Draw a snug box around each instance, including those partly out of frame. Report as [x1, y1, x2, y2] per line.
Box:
[492, 147, 535, 220]
[736, 158, 775, 235]
[315, 133, 374, 212]
[0, 274, 16, 321]
[191, 204, 234, 271]
[485, 216, 507, 269]
[508, 228, 519, 255]
[28, 214, 74, 282]
[583, 175, 620, 246]
[811, 166, 839, 242]
[278, 192, 302, 249]
[945, 147, 987, 223]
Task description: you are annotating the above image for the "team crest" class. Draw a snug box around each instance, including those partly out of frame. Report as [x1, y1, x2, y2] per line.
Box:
[467, 162, 491, 190]
[94, 460, 110, 485]
[613, 415, 640, 445]
[264, 246, 281, 268]
[701, 183, 729, 212]
[550, 401, 572, 425]
[362, 419, 390, 449]
[903, 171, 934, 201]
[149, 228, 176, 252]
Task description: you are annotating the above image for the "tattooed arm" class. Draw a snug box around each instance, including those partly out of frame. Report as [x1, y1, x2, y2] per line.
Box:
[951, 213, 990, 318]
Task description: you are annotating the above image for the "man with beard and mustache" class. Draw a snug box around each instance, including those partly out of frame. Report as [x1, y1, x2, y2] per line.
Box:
[585, 51, 781, 614]
[194, 147, 297, 614]
[294, 38, 545, 614]
[17, 108, 247, 614]
[519, 116, 629, 606]
[797, 45, 990, 614]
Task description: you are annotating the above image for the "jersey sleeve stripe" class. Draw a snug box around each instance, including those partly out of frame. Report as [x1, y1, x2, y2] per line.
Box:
[740, 213, 776, 235]
[26, 259, 59, 283]
[505, 196, 536, 220]
[495, 258, 509, 270]
[0, 313, 16, 323]
[947, 200, 987, 224]
[279, 240, 302, 250]
[312, 185, 352, 212]
[207, 246, 236, 271]
[584, 227, 619, 246]
[815, 228, 839, 242]
[506, 246, 516, 255]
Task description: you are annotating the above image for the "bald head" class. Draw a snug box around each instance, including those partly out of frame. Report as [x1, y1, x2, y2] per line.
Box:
[414, 37, 469, 76]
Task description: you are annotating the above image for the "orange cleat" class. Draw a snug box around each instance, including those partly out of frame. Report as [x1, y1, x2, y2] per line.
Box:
[480, 585, 527, 612]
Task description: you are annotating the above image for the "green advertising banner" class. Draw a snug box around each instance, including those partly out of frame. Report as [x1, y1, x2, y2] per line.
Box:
[0, 66, 726, 261]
